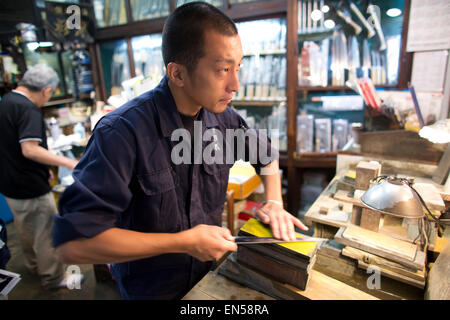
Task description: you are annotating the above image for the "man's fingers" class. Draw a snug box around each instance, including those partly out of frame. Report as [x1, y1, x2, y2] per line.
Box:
[287, 217, 296, 241]
[292, 216, 309, 231]
[255, 208, 270, 224]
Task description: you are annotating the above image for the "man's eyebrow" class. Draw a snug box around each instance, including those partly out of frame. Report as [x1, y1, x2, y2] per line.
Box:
[215, 57, 244, 64]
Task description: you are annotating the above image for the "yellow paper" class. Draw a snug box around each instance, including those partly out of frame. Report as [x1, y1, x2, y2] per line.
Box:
[240, 218, 317, 257]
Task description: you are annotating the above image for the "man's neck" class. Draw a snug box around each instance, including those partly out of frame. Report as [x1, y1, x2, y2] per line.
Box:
[14, 86, 40, 107]
[168, 79, 202, 117]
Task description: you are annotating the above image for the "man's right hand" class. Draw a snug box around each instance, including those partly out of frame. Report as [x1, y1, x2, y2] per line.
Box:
[180, 224, 237, 262]
[65, 158, 78, 171]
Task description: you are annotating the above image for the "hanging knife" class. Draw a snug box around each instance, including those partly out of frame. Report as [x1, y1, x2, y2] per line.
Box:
[349, 1, 376, 38]
[336, 9, 362, 35]
[367, 4, 387, 51]
[233, 236, 328, 244]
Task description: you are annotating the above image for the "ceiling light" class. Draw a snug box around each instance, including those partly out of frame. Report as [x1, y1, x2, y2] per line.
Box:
[321, 5, 330, 13]
[311, 9, 323, 21]
[38, 42, 54, 47]
[386, 8, 402, 17]
[324, 19, 335, 29]
[26, 42, 39, 51]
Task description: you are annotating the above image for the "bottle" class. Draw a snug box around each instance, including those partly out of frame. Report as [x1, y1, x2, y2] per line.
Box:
[49, 117, 61, 141]
[74, 122, 86, 140]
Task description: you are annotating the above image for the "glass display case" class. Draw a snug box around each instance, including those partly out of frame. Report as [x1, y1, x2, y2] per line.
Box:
[236, 18, 287, 102]
[23, 46, 67, 98]
[233, 18, 288, 151]
[93, 0, 127, 28]
[61, 50, 75, 97]
[130, 0, 170, 21]
[99, 40, 130, 98]
[297, 0, 406, 87]
[131, 34, 165, 86]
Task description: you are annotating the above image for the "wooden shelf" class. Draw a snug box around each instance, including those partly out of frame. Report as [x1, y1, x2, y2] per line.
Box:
[297, 85, 399, 93]
[243, 49, 286, 56]
[293, 152, 337, 168]
[231, 99, 285, 107]
[297, 86, 351, 92]
[43, 97, 76, 107]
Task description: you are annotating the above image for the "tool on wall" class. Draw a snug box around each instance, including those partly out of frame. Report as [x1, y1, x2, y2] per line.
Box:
[349, 1, 376, 38]
[367, 3, 387, 51]
[336, 7, 362, 35]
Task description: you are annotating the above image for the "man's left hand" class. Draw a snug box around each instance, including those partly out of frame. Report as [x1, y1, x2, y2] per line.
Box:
[254, 202, 309, 241]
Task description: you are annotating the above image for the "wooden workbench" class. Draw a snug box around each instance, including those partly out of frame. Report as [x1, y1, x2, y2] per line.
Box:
[185, 154, 447, 300]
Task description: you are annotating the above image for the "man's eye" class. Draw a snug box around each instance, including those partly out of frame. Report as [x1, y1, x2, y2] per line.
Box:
[220, 68, 229, 72]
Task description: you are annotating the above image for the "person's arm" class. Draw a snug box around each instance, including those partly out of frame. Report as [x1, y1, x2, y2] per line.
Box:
[255, 160, 309, 241]
[21, 140, 77, 170]
[58, 224, 237, 265]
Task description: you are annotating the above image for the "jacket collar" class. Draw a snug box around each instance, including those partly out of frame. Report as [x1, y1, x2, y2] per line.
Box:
[153, 76, 219, 138]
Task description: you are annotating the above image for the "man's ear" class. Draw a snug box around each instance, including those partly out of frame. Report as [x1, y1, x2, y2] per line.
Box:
[166, 62, 187, 87]
[43, 87, 53, 97]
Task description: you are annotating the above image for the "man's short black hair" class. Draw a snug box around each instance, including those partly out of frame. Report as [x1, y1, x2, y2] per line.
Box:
[162, 2, 238, 73]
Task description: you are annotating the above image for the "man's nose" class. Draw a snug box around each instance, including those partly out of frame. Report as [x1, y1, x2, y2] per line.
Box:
[226, 69, 239, 93]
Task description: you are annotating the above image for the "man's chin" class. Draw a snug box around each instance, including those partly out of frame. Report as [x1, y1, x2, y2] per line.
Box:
[205, 103, 228, 114]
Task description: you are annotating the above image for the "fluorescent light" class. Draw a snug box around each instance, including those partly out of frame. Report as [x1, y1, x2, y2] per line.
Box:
[324, 19, 335, 29]
[38, 42, 54, 47]
[311, 9, 323, 21]
[26, 42, 39, 51]
[26, 42, 54, 51]
[386, 8, 402, 17]
[321, 5, 330, 13]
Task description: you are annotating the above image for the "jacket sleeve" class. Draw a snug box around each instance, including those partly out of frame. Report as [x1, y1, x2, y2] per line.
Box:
[53, 119, 136, 247]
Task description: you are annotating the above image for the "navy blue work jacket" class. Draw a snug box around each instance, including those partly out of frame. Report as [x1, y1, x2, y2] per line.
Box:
[53, 76, 274, 299]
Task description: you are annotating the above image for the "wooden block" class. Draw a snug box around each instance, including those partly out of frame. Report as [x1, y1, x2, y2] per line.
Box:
[355, 161, 381, 190]
[432, 144, 450, 184]
[360, 130, 446, 164]
[334, 226, 425, 270]
[342, 246, 426, 282]
[351, 206, 362, 225]
[334, 189, 362, 206]
[319, 207, 329, 215]
[357, 260, 425, 289]
[425, 241, 450, 300]
[413, 183, 445, 211]
[360, 207, 382, 232]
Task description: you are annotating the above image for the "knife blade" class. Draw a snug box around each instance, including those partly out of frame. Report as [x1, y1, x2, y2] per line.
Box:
[233, 236, 328, 244]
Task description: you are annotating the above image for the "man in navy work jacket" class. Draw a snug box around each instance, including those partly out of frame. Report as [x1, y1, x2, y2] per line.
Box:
[54, 2, 308, 299]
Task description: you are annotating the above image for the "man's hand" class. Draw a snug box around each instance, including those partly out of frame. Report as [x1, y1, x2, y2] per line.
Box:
[255, 202, 309, 241]
[180, 225, 237, 262]
[66, 159, 78, 171]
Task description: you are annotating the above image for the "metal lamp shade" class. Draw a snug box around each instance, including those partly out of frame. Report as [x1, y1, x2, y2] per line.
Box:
[360, 179, 425, 219]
